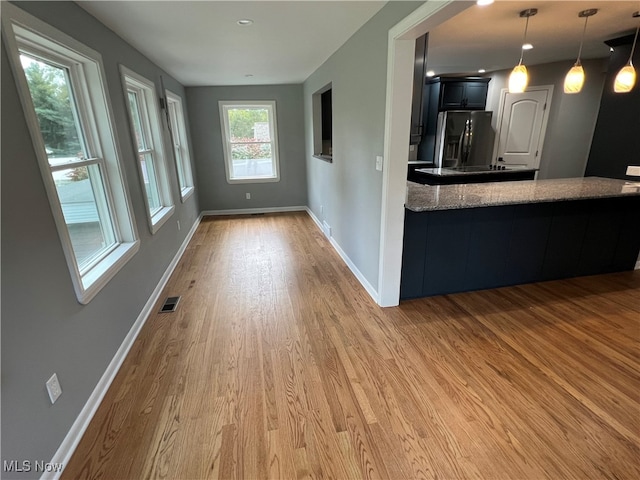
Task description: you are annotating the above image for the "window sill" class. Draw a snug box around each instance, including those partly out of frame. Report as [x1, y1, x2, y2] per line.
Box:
[149, 205, 175, 234]
[180, 186, 195, 203]
[313, 154, 333, 163]
[226, 176, 280, 185]
[77, 240, 140, 304]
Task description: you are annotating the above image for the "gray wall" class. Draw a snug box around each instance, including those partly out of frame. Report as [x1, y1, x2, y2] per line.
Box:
[186, 85, 307, 211]
[303, 1, 423, 289]
[485, 58, 606, 179]
[1, 2, 199, 476]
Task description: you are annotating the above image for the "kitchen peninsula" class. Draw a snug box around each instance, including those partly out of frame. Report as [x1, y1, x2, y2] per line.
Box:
[401, 177, 640, 299]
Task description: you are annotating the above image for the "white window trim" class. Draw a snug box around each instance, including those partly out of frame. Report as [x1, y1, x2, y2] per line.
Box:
[120, 66, 175, 233]
[2, 2, 140, 304]
[165, 89, 195, 202]
[219, 100, 281, 184]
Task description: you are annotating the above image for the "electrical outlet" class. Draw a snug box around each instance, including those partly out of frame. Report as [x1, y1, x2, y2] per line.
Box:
[246, 192, 251, 200]
[46, 373, 62, 404]
[376, 155, 383, 171]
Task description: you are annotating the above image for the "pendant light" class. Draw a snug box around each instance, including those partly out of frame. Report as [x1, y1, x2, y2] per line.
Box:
[509, 8, 537, 93]
[614, 11, 640, 94]
[564, 9, 598, 94]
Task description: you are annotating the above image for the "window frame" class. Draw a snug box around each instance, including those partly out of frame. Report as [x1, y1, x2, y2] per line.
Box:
[165, 90, 195, 201]
[2, 2, 140, 304]
[219, 100, 281, 184]
[121, 66, 175, 233]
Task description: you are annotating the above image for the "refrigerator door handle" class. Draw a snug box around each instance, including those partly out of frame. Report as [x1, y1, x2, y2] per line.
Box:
[465, 118, 472, 164]
[457, 128, 465, 166]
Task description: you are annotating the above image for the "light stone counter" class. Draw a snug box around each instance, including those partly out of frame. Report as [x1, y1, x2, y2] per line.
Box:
[406, 177, 640, 212]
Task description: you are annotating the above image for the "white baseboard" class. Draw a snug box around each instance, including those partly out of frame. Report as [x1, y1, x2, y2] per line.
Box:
[305, 208, 379, 303]
[43, 215, 202, 480]
[328, 235, 379, 302]
[306, 207, 323, 231]
[202, 205, 307, 216]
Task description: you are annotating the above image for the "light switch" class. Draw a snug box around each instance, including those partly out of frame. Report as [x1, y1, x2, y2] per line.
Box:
[376, 156, 383, 171]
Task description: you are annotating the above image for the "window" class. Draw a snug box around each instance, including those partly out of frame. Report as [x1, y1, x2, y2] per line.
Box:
[121, 67, 174, 232]
[312, 83, 333, 162]
[2, 3, 139, 304]
[165, 90, 195, 201]
[219, 101, 280, 183]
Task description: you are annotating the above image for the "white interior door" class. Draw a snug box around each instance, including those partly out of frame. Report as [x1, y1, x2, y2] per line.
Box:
[495, 87, 552, 169]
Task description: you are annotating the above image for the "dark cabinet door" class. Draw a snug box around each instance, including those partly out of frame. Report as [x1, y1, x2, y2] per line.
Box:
[463, 82, 489, 109]
[440, 82, 466, 109]
[438, 79, 490, 110]
[416, 82, 440, 163]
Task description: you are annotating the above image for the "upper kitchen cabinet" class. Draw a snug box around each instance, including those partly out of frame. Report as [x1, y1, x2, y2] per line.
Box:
[416, 76, 490, 163]
[431, 77, 491, 110]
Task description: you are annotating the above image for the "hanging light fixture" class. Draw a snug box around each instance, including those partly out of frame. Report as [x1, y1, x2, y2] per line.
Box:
[509, 8, 538, 93]
[614, 11, 640, 93]
[564, 9, 598, 94]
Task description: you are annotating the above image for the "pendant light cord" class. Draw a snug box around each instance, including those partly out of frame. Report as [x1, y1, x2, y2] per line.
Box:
[628, 25, 640, 66]
[518, 15, 531, 65]
[575, 15, 590, 65]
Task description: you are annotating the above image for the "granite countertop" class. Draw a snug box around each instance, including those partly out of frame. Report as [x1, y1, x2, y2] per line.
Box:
[415, 166, 538, 177]
[406, 177, 640, 212]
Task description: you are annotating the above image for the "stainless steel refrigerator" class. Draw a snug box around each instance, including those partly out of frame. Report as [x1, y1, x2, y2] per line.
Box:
[434, 111, 494, 168]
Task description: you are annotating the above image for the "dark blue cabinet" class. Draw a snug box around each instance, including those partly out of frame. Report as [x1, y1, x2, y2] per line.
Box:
[422, 209, 473, 296]
[400, 196, 640, 299]
[542, 202, 589, 280]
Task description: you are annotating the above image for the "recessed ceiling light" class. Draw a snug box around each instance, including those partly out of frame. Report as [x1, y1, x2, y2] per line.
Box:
[476, 0, 494, 6]
[237, 19, 253, 26]
[426, 70, 435, 77]
[478, 69, 486, 73]
[522, 43, 533, 50]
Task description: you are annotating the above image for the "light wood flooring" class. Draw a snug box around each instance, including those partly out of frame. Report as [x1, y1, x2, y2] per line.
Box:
[63, 212, 640, 479]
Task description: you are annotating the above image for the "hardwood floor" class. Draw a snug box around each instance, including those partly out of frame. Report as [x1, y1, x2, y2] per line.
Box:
[63, 212, 640, 479]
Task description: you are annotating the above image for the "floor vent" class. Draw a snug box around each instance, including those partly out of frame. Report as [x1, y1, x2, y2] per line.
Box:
[160, 296, 181, 313]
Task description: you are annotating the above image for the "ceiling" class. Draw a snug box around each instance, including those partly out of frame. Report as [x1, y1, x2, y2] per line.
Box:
[427, 1, 640, 76]
[77, 1, 640, 86]
[77, 1, 388, 86]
